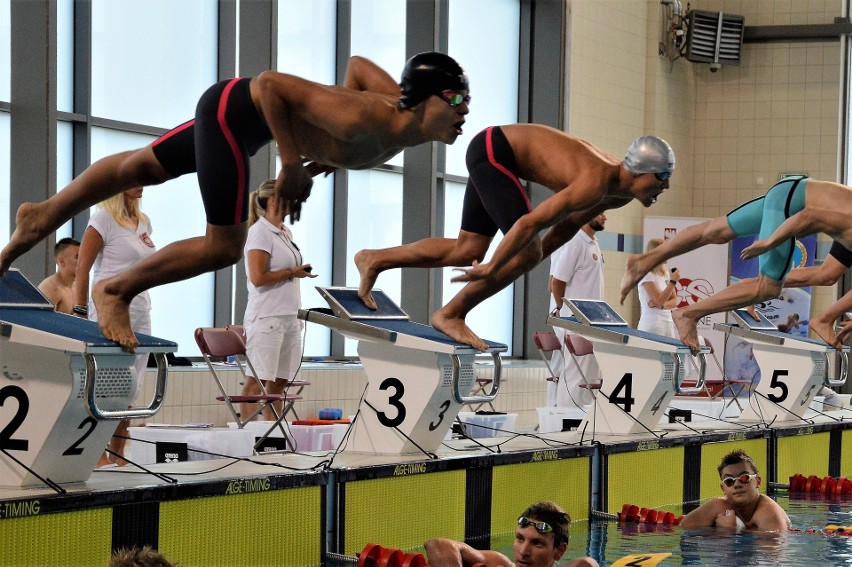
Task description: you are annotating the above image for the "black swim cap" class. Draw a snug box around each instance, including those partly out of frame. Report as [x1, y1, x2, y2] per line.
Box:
[398, 52, 469, 109]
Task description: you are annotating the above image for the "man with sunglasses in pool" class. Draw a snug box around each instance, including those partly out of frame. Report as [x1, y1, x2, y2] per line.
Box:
[424, 500, 598, 567]
[356, 132, 674, 351]
[680, 449, 791, 531]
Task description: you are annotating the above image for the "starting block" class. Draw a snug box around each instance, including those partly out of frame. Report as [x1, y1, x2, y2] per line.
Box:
[298, 287, 506, 455]
[548, 299, 710, 436]
[0, 269, 176, 487]
[714, 309, 848, 423]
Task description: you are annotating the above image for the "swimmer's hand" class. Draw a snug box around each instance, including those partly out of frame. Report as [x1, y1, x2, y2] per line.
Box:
[450, 260, 491, 283]
[740, 239, 771, 260]
[303, 159, 337, 178]
[715, 509, 740, 530]
[277, 164, 313, 223]
[834, 320, 852, 347]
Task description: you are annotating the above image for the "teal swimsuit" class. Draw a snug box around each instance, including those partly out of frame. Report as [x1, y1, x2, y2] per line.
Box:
[726, 176, 808, 281]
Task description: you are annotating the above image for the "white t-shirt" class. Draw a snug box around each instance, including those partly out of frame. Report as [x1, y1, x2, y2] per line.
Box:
[243, 216, 303, 321]
[88, 209, 155, 314]
[638, 271, 674, 325]
[549, 230, 604, 315]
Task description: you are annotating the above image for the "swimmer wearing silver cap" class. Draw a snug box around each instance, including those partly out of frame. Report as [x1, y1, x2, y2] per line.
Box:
[356, 124, 674, 350]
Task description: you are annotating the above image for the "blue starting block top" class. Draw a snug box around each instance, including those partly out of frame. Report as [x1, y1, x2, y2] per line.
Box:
[302, 287, 507, 354]
[0, 269, 176, 352]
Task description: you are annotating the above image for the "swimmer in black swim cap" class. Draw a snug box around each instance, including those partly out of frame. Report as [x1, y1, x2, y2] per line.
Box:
[398, 51, 470, 109]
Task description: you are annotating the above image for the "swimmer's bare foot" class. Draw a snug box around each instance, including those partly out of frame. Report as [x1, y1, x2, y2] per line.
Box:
[93, 280, 138, 352]
[432, 311, 488, 351]
[620, 254, 651, 305]
[354, 249, 379, 310]
[0, 202, 51, 273]
[673, 309, 700, 355]
[810, 317, 838, 349]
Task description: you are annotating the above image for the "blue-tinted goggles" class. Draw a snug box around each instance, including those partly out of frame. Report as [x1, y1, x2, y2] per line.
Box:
[722, 473, 757, 487]
[440, 91, 471, 107]
[654, 171, 672, 182]
[518, 516, 553, 534]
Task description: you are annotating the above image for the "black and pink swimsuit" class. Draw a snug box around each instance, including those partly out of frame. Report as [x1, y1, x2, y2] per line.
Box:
[461, 126, 532, 236]
[151, 77, 272, 226]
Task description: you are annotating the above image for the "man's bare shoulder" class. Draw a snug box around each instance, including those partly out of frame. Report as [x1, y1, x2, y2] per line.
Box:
[752, 494, 791, 530]
[37, 275, 58, 294]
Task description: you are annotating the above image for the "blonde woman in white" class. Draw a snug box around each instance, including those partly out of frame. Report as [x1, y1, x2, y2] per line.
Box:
[75, 187, 155, 467]
[636, 238, 679, 338]
[241, 180, 316, 421]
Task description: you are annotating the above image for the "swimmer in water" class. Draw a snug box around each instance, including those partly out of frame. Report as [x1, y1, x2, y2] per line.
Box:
[680, 449, 791, 532]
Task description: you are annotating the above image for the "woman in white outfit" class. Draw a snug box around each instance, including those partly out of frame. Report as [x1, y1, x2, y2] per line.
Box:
[75, 187, 155, 467]
[241, 180, 316, 421]
[637, 238, 679, 338]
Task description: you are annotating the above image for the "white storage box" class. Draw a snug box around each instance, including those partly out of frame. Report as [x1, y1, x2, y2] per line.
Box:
[537, 407, 588, 433]
[227, 421, 350, 452]
[289, 423, 350, 452]
[128, 425, 254, 464]
[456, 412, 517, 439]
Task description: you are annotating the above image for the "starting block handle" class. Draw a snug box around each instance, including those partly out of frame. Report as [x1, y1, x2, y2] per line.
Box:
[674, 351, 707, 395]
[452, 352, 501, 404]
[824, 351, 849, 387]
[84, 353, 169, 420]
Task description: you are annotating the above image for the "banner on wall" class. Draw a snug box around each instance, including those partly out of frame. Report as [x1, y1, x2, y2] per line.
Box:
[642, 217, 729, 382]
[724, 234, 817, 382]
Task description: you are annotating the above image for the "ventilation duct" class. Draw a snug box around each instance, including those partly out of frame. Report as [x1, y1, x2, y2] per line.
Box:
[685, 10, 745, 71]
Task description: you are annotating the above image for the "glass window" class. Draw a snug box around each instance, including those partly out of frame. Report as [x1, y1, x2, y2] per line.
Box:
[439, 0, 520, 353]
[277, 0, 336, 84]
[344, 169, 403, 354]
[0, 113, 8, 242]
[446, 0, 520, 176]
[55, 122, 73, 240]
[90, 128, 213, 356]
[56, 0, 73, 113]
[350, 0, 405, 168]
[277, 0, 337, 356]
[91, 0, 217, 127]
[0, 0, 8, 101]
[441, 180, 513, 353]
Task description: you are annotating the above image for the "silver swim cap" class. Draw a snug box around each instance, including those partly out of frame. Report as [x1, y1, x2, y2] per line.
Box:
[623, 136, 675, 174]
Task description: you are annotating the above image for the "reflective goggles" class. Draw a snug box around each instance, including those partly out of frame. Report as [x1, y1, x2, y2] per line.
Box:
[722, 473, 758, 487]
[440, 91, 471, 107]
[518, 516, 554, 535]
[654, 171, 672, 182]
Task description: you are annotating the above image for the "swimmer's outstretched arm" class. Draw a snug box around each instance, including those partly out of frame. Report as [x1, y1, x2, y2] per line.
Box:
[424, 538, 512, 567]
[741, 207, 838, 260]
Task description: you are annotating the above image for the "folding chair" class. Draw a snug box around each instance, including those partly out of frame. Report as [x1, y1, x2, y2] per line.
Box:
[533, 331, 563, 385]
[194, 327, 302, 451]
[563, 333, 603, 397]
[695, 336, 751, 413]
[225, 324, 311, 421]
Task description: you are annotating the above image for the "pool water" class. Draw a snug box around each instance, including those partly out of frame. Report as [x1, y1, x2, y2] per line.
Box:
[487, 492, 852, 566]
[325, 493, 852, 566]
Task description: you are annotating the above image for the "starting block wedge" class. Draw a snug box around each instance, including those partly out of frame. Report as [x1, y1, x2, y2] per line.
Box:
[548, 299, 710, 436]
[715, 308, 848, 423]
[298, 287, 507, 454]
[0, 269, 176, 487]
